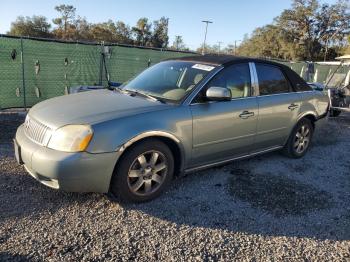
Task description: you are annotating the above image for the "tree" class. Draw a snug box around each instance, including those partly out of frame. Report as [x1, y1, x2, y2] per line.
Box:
[276, 0, 350, 60]
[7, 5, 170, 47]
[172, 35, 187, 50]
[90, 23, 115, 42]
[115, 21, 132, 44]
[53, 4, 77, 39]
[74, 17, 91, 40]
[132, 18, 152, 46]
[236, 25, 298, 60]
[316, 1, 350, 60]
[151, 17, 169, 48]
[235, 0, 350, 61]
[196, 44, 220, 54]
[346, 36, 350, 54]
[9, 16, 52, 38]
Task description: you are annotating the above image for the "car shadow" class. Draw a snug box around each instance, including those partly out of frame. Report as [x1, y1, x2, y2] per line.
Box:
[4, 148, 349, 242]
[0, 156, 95, 222]
[120, 114, 350, 242]
[120, 155, 350, 241]
[0, 252, 33, 262]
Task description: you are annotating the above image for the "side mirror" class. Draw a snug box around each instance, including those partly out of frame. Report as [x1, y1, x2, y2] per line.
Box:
[206, 86, 231, 101]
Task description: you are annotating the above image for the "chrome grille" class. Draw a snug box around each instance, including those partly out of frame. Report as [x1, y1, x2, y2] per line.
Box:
[24, 115, 51, 145]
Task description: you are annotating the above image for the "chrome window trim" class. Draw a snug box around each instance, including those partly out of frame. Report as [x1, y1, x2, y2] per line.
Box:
[190, 96, 257, 106]
[254, 90, 315, 98]
[183, 61, 314, 105]
[249, 62, 259, 96]
[186, 62, 257, 105]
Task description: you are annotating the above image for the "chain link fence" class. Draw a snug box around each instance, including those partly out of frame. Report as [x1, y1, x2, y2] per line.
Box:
[1, 35, 349, 109]
[281, 61, 350, 84]
[0, 35, 195, 109]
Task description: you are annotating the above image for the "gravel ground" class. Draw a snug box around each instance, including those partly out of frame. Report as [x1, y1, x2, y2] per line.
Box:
[0, 111, 350, 261]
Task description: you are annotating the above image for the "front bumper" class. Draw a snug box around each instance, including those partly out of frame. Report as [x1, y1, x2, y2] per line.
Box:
[15, 124, 121, 193]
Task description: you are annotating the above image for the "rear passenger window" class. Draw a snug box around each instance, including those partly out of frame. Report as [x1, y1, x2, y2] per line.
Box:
[256, 64, 290, 96]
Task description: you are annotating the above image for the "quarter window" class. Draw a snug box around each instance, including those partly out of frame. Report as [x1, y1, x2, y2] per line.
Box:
[256, 64, 290, 96]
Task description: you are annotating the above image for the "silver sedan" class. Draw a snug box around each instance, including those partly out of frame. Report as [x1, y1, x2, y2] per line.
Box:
[14, 55, 329, 202]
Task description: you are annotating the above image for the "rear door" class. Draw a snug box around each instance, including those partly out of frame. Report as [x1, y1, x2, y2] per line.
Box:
[190, 63, 258, 167]
[254, 63, 301, 150]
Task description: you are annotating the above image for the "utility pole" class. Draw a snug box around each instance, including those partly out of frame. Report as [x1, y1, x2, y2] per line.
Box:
[201, 20, 213, 55]
[217, 41, 223, 54]
[175, 35, 180, 50]
[234, 40, 242, 55]
[165, 18, 169, 48]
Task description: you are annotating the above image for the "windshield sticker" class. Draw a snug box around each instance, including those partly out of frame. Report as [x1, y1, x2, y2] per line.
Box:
[192, 64, 215, 71]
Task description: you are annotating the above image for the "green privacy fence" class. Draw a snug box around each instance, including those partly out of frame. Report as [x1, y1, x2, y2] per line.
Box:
[281, 61, 350, 85]
[1, 35, 349, 109]
[0, 35, 195, 109]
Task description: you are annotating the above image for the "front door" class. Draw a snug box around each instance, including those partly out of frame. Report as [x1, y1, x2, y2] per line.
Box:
[190, 63, 258, 167]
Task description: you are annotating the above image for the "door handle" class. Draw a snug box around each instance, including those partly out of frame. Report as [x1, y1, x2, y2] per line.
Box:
[288, 103, 299, 111]
[239, 111, 255, 119]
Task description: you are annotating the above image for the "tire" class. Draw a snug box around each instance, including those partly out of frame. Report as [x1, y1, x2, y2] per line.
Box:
[329, 109, 341, 117]
[110, 139, 174, 203]
[283, 118, 314, 159]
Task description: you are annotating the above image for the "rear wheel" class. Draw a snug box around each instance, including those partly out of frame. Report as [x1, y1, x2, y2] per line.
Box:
[283, 118, 314, 158]
[110, 139, 174, 202]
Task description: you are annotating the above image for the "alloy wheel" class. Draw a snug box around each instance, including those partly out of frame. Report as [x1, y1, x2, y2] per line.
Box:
[127, 150, 168, 196]
[294, 125, 311, 154]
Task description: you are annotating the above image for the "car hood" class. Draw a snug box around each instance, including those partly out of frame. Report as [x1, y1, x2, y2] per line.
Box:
[29, 89, 171, 129]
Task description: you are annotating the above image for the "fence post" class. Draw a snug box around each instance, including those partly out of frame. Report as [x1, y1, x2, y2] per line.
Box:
[20, 37, 27, 110]
[98, 41, 104, 86]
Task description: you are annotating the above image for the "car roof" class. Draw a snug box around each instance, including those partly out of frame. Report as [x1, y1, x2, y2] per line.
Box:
[168, 54, 311, 92]
[168, 54, 286, 67]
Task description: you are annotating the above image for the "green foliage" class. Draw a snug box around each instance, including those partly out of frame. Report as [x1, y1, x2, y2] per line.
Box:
[7, 4, 175, 49]
[346, 36, 350, 54]
[52, 4, 77, 39]
[171, 36, 188, 51]
[132, 18, 152, 46]
[151, 17, 169, 48]
[115, 21, 133, 44]
[9, 16, 52, 38]
[236, 0, 350, 61]
[196, 43, 226, 54]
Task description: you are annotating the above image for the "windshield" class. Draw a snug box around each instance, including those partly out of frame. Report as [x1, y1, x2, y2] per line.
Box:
[120, 61, 216, 102]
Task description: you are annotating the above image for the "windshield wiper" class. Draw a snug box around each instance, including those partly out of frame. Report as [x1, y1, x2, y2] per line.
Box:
[124, 89, 165, 103]
[113, 86, 138, 96]
[112, 86, 129, 93]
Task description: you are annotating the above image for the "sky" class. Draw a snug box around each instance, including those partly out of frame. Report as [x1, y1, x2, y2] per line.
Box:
[0, 0, 339, 50]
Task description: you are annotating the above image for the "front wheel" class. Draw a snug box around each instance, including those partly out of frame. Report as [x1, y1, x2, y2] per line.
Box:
[283, 118, 314, 158]
[110, 139, 174, 202]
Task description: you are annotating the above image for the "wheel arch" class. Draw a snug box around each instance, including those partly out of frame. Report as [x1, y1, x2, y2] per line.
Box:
[283, 112, 317, 147]
[115, 131, 186, 177]
[297, 112, 317, 129]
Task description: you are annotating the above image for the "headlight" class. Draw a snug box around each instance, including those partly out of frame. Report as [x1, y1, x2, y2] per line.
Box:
[47, 125, 93, 152]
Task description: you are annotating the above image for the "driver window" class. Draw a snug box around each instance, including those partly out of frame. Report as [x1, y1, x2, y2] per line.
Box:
[193, 63, 251, 103]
